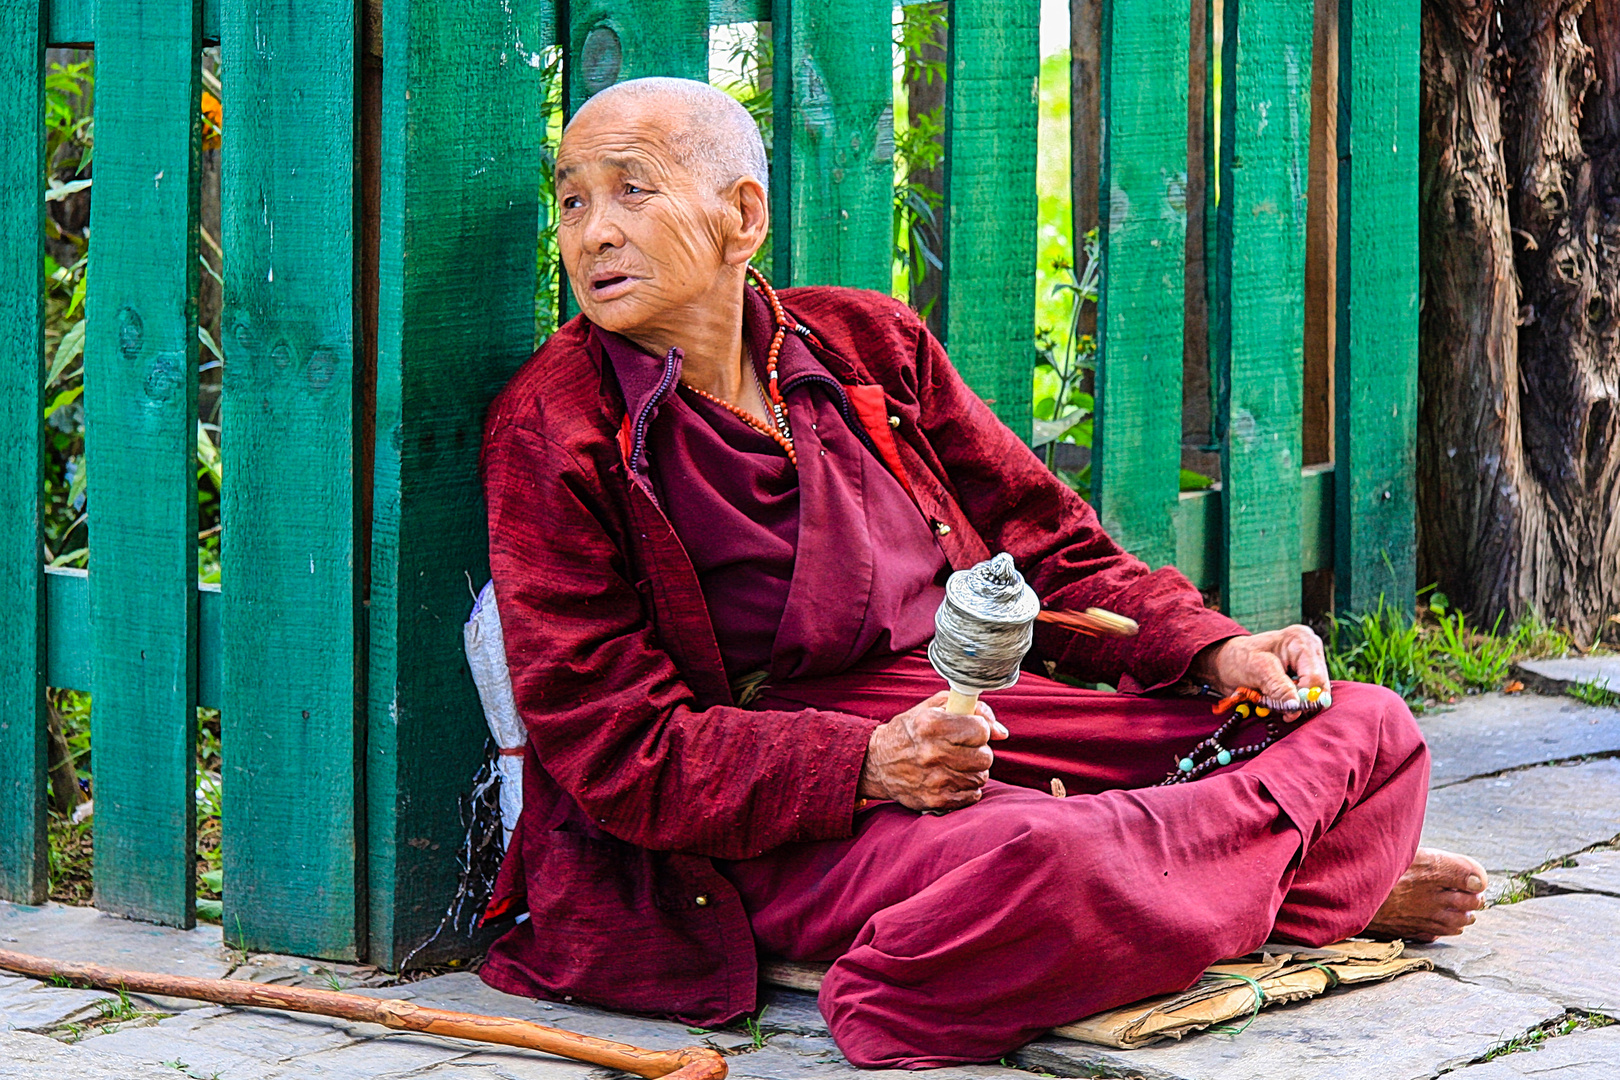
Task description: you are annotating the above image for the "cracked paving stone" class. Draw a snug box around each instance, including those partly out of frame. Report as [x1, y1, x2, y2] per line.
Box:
[726, 1033, 1022, 1080]
[0, 1029, 191, 1079]
[1512, 657, 1620, 697]
[85, 1003, 358, 1077]
[1028, 972, 1563, 1080]
[1417, 694, 1620, 788]
[0, 901, 234, 980]
[1420, 758, 1620, 875]
[0, 973, 113, 1031]
[406, 1047, 600, 1078]
[1443, 1023, 1620, 1078]
[1407, 894, 1620, 1014]
[1531, 849, 1620, 898]
[226, 952, 392, 990]
[254, 1030, 476, 1078]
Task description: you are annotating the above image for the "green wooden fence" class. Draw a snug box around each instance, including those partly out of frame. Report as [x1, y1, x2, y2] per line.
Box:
[0, 0, 1417, 966]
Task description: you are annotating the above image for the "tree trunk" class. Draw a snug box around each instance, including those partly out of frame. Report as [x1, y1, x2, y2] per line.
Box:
[1420, 0, 1620, 646]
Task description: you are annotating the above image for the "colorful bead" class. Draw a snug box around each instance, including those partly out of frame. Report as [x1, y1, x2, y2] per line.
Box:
[1216, 749, 1232, 766]
[1178, 758, 1195, 772]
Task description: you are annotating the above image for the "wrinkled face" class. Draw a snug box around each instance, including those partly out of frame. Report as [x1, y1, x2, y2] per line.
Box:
[555, 99, 735, 339]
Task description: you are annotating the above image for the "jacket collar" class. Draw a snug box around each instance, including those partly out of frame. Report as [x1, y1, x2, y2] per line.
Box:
[591, 284, 833, 478]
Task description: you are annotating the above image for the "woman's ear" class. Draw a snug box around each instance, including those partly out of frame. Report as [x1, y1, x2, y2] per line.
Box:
[721, 175, 770, 268]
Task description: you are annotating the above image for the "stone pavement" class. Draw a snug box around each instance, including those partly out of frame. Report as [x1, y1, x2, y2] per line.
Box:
[1, 687, 1617, 1080]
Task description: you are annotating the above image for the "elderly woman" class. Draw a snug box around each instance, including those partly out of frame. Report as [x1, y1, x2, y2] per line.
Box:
[476, 77, 1485, 1068]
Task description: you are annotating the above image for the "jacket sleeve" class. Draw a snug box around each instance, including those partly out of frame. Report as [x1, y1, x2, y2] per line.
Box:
[482, 416, 881, 860]
[906, 321, 1247, 692]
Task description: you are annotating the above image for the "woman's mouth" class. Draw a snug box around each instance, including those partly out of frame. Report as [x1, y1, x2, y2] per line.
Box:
[589, 274, 639, 300]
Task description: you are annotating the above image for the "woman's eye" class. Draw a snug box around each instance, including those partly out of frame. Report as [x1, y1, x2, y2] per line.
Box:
[562, 195, 582, 209]
[625, 184, 646, 195]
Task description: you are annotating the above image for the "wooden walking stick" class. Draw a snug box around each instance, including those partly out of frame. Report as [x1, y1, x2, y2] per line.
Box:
[0, 950, 727, 1080]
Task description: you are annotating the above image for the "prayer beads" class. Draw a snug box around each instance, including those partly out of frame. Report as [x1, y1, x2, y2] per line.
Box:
[1160, 685, 1331, 786]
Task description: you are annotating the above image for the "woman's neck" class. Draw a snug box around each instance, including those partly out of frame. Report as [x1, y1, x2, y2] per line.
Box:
[622, 272, 764, 418]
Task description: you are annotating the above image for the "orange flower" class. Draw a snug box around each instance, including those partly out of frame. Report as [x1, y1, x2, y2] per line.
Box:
[201, 90, 222, 151]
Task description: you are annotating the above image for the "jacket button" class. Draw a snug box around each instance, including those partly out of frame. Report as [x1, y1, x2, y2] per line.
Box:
[934, 522, 951, 536]
[695, 895, 710, 907]
[888, 414, 901, 428]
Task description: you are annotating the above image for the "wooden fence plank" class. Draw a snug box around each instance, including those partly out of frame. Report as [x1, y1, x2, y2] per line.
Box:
[564, 0, 707, 113]
[47, 0, 220, 47]
[1092, 0, 1189, 569]
[939, 0, 1038, 436]
[220, 0, 362, 959]
[83, 0, 201, 927]
[370, 0, 548, 969]
[1212, 0, 1311, 630]
[43, 572, 222, 710]
[1334, 0, 1417, 614]
[558, 0, 708, 323]
[0, 0, 47, 905]
[771, 0, 893, 291]
[1174, 464, 1333, 590]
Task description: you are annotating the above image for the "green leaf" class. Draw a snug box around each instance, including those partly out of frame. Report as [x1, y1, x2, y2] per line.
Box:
[1031, 410, 1086, 448]
[48, 547, 87, 568]
[47, 319, 86, 386]
[198, 325, 224, 363]
[196, 422, 223, 489]
[200, 868, 223, 893]
[67, 455, 87, 509]
[67, 273, 87, 318]
[44, 384, 83, 420]
[1178, 468, 1214, 491]
[195, 898, 223, 922]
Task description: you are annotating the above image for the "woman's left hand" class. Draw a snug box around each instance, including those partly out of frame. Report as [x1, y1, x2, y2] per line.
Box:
[1191, 625, 1331, 717]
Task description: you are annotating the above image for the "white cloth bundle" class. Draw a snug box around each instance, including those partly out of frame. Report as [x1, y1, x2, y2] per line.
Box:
[463, 580, 525, 850]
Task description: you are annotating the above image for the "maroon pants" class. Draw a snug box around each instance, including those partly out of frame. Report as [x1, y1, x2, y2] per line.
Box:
[721, 653, 1429, 1068]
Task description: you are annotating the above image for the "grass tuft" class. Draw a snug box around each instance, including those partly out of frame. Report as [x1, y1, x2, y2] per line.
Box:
[1568, 679, 1620, 708]
[1324, 593, 1575, 708]
[1478, 1010, 1614, 1062]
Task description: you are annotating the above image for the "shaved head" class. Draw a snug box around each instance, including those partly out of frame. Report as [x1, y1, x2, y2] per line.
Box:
[566, 77, 768, 199]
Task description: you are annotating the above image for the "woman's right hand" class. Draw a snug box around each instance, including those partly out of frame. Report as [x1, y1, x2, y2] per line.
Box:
[857, 691, 1007, 812]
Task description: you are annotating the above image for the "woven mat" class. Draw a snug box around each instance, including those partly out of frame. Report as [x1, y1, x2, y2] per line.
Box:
[759, 939, 1431, 1050]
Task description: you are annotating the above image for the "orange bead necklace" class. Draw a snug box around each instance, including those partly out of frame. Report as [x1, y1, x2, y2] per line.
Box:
[679, 267, 798, 468]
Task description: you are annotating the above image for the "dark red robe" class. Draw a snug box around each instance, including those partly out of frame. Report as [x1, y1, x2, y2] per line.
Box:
[476, 283, 1428, 1068]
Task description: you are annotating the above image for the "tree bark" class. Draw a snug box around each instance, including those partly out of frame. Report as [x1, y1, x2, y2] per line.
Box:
[1420, 0, 1620, 646]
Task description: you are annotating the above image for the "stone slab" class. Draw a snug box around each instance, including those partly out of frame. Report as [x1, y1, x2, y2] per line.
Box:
[255, 1031, 472, 1079]
[1407, 894, 1620, 1013]
[727, 1033, 1023, 1080]
[1416, 694, 1620, 788]
[0, 973, 113, 1031]
[757, 986, 829, 1037]
[1030, 972, 1562, 1080]
[1446, 1024, 1620, 1079]
[86, 1004, 358, 1077]
[1421, 758, 1620, 874]
[0, 1029, 191, 1079]
[0, 901, 235, 979]
[1514, 657, 1620, 697]
[414, 1048, 600, 1079]
[1531, 849, 1620, 898]
[227, 951, 391, 989]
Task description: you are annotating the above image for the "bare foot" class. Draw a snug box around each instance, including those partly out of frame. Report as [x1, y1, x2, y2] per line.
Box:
[1365, 848, 1488, 942]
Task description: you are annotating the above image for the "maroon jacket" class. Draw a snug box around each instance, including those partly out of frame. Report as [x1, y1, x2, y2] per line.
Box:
[475, 286, 1245, 1024]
